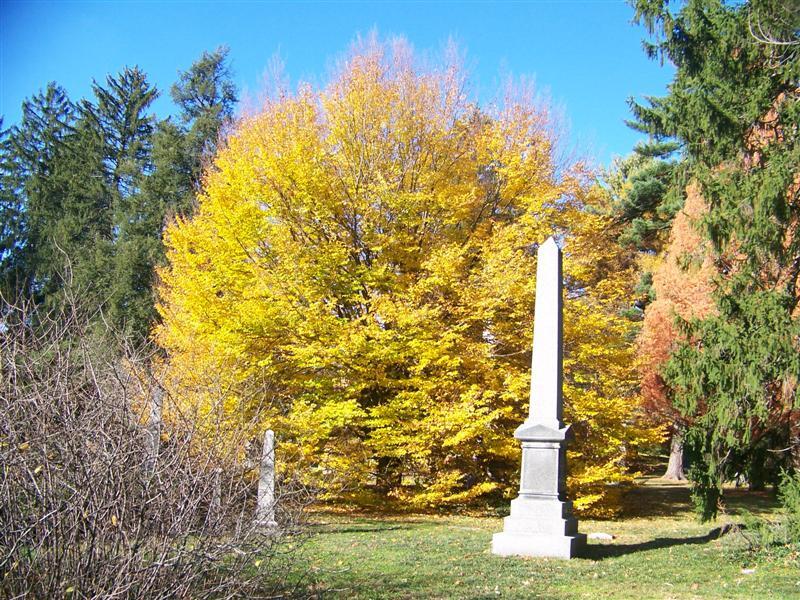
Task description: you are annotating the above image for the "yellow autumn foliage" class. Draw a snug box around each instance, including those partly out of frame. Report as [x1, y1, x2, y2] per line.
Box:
[155, 39, 660, 516]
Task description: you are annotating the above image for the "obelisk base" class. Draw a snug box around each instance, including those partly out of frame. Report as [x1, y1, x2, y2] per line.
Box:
[491, 497, 586, 558]
[492, 424, 585, 559]
[492, 531, 586, 559]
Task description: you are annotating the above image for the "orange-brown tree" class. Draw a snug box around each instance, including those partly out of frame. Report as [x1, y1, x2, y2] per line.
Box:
[638, 184, 717, 479]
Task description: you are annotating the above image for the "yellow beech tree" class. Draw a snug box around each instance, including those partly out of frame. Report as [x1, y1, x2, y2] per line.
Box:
[156, 40, 659, 516]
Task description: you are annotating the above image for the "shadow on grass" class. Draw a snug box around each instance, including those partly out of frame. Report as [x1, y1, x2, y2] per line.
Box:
[581, 523, 738, 560]
[722, 487, 779, 517]
[620, 482, 694, 519]
[620, 479, 779, 520]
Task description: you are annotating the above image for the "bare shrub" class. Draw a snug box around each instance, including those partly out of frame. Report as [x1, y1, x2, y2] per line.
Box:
[0, 299, 310, 599]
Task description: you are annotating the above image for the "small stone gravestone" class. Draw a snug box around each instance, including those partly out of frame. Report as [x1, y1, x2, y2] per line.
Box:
[256, 429, 278, 529]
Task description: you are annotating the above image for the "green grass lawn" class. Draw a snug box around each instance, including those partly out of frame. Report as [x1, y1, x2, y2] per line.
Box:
[289, 478, 799, 599]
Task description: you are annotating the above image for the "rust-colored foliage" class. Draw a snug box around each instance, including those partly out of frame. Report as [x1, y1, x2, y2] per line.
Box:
[638, 184, 717, 422]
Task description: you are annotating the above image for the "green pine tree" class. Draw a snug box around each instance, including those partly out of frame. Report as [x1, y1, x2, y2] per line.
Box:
[605, 140, 686, 310]
[609, 141, 684, 253]
[0, 118, 27, 300]
[1, 84, 112, 312]
[82, 67, 159, 340]
[126, 48, 239, 343]
[1, 52, 237, 343]
[146, 45, 238, 219]
[630, 0, 800, 519]
[171, 46, 237, 191]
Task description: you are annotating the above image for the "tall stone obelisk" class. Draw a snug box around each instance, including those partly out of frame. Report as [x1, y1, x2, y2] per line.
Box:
[491, 237, 586, 559]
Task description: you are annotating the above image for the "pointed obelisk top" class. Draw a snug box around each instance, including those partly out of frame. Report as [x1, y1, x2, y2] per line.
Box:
[528, 236, 563, 430]
[541, 236, 559, 252]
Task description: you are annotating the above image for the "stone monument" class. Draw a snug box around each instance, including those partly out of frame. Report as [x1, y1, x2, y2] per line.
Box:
[255, 429, 278, 529]
[491, 237, 586, 559]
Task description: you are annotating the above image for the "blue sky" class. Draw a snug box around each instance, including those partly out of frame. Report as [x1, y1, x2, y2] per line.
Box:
[1, 1, 674, 167]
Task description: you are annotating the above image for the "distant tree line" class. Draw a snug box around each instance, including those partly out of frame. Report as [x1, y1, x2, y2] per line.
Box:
[0, 47, 237, 344]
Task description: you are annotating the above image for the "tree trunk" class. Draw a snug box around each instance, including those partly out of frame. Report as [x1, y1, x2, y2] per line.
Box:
[663, 428, 686, 481]
[375, 457, 402, 495]
[790, 410, 800, 472]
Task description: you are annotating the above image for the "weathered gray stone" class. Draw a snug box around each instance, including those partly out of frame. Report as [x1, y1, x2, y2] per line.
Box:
[492, 531, 585, 559]
[209, 466, 223, 526]
[144, 384, 163, 473]
[492, 237, 586, 559]
[528, 237, 563, 431]
[256, 429, 278, 529]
